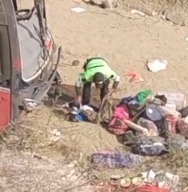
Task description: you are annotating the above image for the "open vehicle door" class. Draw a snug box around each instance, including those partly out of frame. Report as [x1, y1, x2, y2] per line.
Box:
[0, 0, 62, 131]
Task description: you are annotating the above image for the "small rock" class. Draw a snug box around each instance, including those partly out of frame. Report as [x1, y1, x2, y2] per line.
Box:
[71, 60, 80, 66]
[84, 0, 118, 9]
[164, 11, 185, 26]
[131, 9, 145, 16]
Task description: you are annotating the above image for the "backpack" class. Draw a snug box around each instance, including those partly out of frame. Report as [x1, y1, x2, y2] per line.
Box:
[108, 103, 131, 135]
[131, 136, 168, 156]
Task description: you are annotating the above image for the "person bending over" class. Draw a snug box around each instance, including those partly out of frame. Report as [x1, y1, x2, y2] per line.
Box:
[75, 57, 120, 106]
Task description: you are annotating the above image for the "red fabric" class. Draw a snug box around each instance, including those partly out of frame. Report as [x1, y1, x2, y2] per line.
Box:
[108, 118, 128, 135]
[135, 185, 170, 192]
[113, 104, 130, 120]
[165, 114, 178, 134]
[0, 88, 11, 132]
[125, 71, 144, 83]
[108, 104, 130, 135]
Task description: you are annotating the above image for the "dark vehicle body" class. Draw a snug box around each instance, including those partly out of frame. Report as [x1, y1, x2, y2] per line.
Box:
[0, 0, 61, 131]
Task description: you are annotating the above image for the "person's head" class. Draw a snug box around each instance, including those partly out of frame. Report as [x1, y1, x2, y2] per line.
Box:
[93, 72, 104, 89]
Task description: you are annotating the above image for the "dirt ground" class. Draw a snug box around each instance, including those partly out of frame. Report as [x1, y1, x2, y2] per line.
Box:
[38, 0, 188, 156]
[3, 0, 188, 191]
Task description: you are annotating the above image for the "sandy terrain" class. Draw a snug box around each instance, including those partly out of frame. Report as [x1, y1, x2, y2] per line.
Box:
[40, 0, 188, 154]
[4, 0, 188, 191]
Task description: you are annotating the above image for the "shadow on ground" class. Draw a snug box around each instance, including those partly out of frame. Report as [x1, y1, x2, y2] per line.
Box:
[100, 122, 126, 145]
[45, 83, 111, 107]
[44, 83, 125, 144]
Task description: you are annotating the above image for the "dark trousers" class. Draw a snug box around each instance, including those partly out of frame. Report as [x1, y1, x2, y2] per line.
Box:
[82, 79, 110, 105]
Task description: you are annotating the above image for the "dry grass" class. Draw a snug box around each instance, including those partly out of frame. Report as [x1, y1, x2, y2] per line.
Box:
[1, 109, 188, 191]
[0, 116, 90, 192]
[120, 0, 188, 18]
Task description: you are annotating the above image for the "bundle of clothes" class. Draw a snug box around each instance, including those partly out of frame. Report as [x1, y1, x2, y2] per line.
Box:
[106, 90, 188, 156]
[60, 90, 188, 156]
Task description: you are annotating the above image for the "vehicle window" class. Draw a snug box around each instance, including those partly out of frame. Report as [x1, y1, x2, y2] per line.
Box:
[12, 0, 18, 11]
[0, 25, 11, 88]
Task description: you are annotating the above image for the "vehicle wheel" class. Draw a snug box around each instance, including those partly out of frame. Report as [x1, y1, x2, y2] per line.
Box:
[16, 9, 33, 21]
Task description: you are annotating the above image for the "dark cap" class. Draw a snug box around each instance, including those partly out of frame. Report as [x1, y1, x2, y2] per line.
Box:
[93, 72, 104, 83]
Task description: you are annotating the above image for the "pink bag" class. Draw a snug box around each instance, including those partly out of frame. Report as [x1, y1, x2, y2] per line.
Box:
[108, 104, 130, 135]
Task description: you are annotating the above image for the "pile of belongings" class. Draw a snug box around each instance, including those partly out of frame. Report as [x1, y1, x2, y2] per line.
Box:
[87, 167, 179, 191]
[54, 99, 97, 122]
[55, 89, 188, 157]
[105, 90, 188, 156]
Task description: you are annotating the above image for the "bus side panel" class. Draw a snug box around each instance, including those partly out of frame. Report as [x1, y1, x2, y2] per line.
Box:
[3, 0, 22, 121]
[0, 87, 10, 131]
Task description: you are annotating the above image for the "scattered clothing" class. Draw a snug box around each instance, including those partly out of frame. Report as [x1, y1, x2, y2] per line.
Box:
[137, 118, 159, 136]
[136, 90, 153, 105]
[69, 111, 88, 122]
[179, 106, 188, 118]
[142, 170, 179, 191]
[108, 103, 131, 135]
[121, 96, 137, 105]
[163, 114, 177, 134]
[135, 185, 170, 192]
[177, 116, 188, 138]
[124, 132, 188, 155]
[91, 151, 143, 168]
[167, 134, 188, 150]
[131, 136, 168, 156]
[68, 104, 94, 122]
[132, 142, 168, 156]
[125, 71, 144, 83]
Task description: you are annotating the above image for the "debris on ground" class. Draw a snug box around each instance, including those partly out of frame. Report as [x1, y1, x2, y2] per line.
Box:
[54, 87, 188, 190]
[71, 59, 80, 66]
[178, 117, 188, 138]
[163, 10, 185, 26]
[125, 71, 144, 83]
[83, 0, 118, 9]
[131, 9, 145, 16]
[139, 170, 179, 191]
[50, 129, 62, 142]
[91, 151, 144, 168]
[60, 89, 188, 142]
[157, 91, 186, 111]
[70, 7, 86, 13]
[80, 169, 179, 191]
[147, 59, 168, 72]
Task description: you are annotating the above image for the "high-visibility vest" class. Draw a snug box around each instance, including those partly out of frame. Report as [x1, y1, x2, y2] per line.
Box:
[83, 57, 114, 81]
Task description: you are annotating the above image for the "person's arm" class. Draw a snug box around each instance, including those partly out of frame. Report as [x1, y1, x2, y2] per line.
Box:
[110, 71, 120, 89]
[75, 73, 84, 97]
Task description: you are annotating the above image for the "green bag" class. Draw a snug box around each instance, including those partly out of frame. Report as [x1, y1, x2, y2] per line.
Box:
[136, 90, 153, 105]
